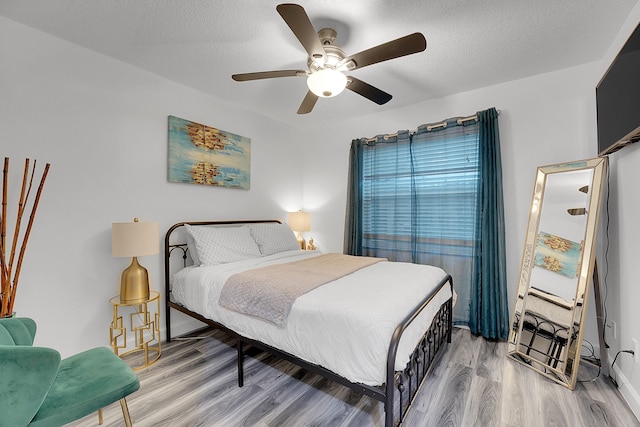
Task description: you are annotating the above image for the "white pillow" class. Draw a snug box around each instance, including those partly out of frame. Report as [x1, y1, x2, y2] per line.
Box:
[185, 224, 262, 265]
[184, 230, 201, 266]
[248, 223, 301, 256]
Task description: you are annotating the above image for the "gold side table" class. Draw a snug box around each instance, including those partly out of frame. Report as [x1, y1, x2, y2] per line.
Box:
[110, 291, 161, 370]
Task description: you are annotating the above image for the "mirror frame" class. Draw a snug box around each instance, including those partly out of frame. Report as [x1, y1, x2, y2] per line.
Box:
[507, 157, 607, 389]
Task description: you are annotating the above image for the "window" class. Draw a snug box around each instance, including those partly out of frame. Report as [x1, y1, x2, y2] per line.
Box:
[346, 108, 508, 338]
[360, 125, 480, 262]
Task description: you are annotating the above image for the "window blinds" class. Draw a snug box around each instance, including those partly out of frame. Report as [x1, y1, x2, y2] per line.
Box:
[361, 124, 480, 254]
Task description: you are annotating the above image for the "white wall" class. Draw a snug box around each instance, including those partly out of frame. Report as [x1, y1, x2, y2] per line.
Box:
[0, 17, 305, 357]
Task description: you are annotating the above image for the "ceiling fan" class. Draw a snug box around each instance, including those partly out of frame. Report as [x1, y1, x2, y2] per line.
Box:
[231, 3, 427, 114]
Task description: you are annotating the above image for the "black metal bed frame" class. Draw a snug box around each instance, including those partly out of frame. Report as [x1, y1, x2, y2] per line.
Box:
[164, 220, 453, 427]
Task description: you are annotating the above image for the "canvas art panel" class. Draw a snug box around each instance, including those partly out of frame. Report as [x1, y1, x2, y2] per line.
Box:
[168, 116, 250, 189]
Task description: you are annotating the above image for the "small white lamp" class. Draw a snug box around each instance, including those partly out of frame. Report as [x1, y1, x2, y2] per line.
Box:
[112, 218, 159, 303]
[288, 211, 311, 250]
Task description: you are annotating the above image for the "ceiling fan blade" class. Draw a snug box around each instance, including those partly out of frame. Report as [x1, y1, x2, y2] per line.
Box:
[276, 4, 326, 63]
[346, 77, 392, 105]
[232, 70, 306, 81]
[340, 33, 427, 71]
[297, 91, 318, 114]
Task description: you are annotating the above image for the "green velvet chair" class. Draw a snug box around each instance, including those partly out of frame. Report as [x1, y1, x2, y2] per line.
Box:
[0, 317, 140, 427]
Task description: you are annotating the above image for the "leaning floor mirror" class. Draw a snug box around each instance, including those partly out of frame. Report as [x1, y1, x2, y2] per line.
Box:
[507, 157, 607, 389]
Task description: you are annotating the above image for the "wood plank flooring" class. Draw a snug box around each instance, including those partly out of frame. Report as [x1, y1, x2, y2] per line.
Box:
[67, 327, 639, 427]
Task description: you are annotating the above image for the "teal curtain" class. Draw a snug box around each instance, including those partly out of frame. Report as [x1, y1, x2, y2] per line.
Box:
[344, 107, 508, 340]
[344, 140, 364, 256]
[469, 107, 509, 339]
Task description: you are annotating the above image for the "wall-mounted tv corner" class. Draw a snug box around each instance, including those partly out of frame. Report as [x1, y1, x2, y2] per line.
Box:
[596, 22, 640, 156]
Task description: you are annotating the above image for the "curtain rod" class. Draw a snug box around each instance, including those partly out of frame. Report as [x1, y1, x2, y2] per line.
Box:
[364, 110, 501, 143]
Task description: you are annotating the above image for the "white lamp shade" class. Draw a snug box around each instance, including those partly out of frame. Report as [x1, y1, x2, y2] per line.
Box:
[112, 220, 159, 257]
[288, 211, 311, 232]
[307, 69, 347, 98]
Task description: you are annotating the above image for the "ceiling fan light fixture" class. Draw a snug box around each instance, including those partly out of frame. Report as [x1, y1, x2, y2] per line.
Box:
[307, 69, 347, 98]
[232, 4, 428, 113]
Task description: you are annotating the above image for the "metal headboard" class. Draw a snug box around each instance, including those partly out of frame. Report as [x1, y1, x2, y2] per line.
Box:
[163, 219, 282, 338]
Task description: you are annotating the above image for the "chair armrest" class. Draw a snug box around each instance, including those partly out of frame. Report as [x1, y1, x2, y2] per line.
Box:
[0, 346, 60, 427]
[0, 317, 37, 345]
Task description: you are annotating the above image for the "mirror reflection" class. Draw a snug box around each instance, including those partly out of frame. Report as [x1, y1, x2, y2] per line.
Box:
[530, 169, 592, 301]
[507, 157, 607, 390]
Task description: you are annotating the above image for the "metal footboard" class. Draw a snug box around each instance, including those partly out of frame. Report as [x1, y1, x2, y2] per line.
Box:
[386, 285, 453, 426]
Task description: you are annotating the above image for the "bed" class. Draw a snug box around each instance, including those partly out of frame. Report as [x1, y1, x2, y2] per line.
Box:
[164, 220, 454, 427]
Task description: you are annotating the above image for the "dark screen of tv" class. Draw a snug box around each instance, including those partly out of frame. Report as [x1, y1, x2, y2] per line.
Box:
[596, 22, 640, 156]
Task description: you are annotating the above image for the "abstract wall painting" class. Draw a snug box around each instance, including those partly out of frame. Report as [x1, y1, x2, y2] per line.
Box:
[168, 116, 250, 189]
[533, 231, 583, 278]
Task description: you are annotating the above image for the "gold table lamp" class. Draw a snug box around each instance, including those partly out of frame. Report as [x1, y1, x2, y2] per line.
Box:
[288, 211, 311, 250]
[112, 218, 159, 303]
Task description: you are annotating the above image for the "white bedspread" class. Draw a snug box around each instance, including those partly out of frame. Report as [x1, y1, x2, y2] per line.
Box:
[172, 250, 452, 386]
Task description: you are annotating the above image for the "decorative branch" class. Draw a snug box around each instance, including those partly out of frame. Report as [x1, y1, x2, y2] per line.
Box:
[8, 159, 32, 281]
[8, 163, 49, 314]
[1, 158, 9, 316]
[0, 157, 50, 317]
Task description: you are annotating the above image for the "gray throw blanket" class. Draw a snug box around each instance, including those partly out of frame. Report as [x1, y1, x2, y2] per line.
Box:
[218, 253, 384, 326]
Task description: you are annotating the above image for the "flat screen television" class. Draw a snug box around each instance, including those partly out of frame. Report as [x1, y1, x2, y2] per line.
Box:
[596, 22, 640, 156]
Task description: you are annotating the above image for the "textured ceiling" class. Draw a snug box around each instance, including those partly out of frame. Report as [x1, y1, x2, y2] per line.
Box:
[1, 0, 637, 130]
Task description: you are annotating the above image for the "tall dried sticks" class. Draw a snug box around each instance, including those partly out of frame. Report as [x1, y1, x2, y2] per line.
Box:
[0, 157, 50, 317]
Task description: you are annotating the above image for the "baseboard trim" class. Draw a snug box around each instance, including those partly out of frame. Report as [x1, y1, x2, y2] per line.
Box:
[610, 357, 640, 421]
